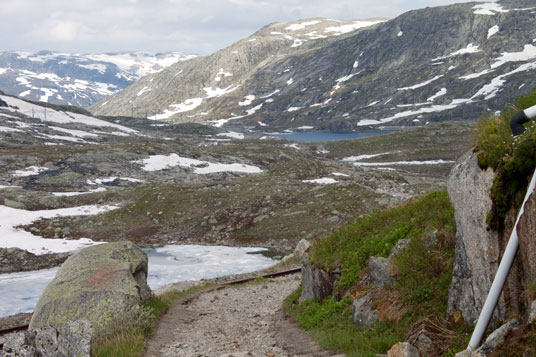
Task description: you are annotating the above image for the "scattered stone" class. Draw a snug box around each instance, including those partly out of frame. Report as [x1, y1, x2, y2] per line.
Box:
[29, 241, 150, 339]
[387, 342, 420, 357]
[352, 293, 379, 328]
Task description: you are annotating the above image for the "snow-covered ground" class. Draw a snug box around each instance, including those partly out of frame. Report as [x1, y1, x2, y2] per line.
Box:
[133, 153, 262, 174]
[0, 204, 118, 254]
[0, 244, 277, 318]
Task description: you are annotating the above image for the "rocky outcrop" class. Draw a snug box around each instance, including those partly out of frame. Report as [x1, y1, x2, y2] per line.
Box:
[448, 150, 536, 326]
[299, 253, 339, 303]
[447, 151, 504, 325]
[1, 320, 92, 357]
[29, 241, 150, 338]
[368, 239, 409, 288]
[352, 294, 379, 327]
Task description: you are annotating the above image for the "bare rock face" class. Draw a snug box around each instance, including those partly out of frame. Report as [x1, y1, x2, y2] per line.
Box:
[29, 241, 150, 339]
[352, 294, 379, 328]
[299, 253, 339, 303]
[516, 190, 536, 312]
[447, 151, 504, 325]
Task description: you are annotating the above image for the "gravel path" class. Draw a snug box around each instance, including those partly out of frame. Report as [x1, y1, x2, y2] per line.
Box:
[145, 273, 338, 357]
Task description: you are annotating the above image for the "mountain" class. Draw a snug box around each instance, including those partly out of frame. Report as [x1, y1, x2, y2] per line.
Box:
[90, 0, 536, 132]
[0, 51, 196, 108]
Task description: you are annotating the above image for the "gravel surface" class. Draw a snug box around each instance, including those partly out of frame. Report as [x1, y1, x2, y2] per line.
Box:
[145, 273, 338, 357]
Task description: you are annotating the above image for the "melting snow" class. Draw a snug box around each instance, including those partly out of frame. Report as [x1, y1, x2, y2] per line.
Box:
[0, 95, 137, 134]
[239, 95, 255, 106]
[332, 172, 349, 177]
[398, 75, 443, 90]
[473, 2, 509, 15]
[137, 86, 150, 97]
[215, 68, 233, 82]
[0, 204, 118, 254]
[398, 31, 403, 37]
[472, 62, 536, 100]
[487, 25, 500, 39]
[52, 187, 107, 196]
[0, 244, 277, 317]
[12, 166, 48, 177]
[352, 160, 453, 167]
[286, 20, 322, 31]
[302, 178, 338, 184]
[342, 153, 390, 162]
[133, 153, 262, 174]
[156, 98, 203, 119]
[286, 78, 294, 85]
[204, 85, 238, 98]
[324, 20, 385, 35]
[288, 107, 303, 112]
[0, 126, 23, 133]
[432, 44, 481, 61]
[491, 44, 536, 68]
[427, 88, 447, 102]
[459, 68, 495, 80]
[217, 131, 244, 139]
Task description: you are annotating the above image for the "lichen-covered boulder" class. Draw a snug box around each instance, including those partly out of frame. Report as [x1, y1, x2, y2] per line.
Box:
[29, 241, 150, 338]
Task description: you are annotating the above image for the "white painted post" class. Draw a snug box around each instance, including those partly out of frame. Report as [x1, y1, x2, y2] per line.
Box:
[467, 104, 536, 350]
[467, 168, 536, 350]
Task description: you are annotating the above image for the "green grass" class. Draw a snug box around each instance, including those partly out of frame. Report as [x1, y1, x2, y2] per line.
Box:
[284, 289, 405, 356]
[475, 88, 536, 231]
[91, 284, 209, 357]
[285, 190, 467, 356]
[310, 190, 455, 294]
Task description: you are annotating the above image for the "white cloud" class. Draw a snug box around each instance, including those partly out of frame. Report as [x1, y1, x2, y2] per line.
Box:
[0, 0, 501, 55]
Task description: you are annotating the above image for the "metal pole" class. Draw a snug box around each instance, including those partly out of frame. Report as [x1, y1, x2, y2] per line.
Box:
[467, 103, 536, 350]
[467, 168, 536, 350]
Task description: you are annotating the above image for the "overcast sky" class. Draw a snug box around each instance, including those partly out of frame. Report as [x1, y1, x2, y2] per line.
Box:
[2, 0, 493, 55]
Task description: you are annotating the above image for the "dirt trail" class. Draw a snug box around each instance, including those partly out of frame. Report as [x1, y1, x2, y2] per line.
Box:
[145, 273, 340, 357]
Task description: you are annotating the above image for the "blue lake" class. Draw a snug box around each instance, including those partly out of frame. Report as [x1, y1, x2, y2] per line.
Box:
[273, 131, 387, 142]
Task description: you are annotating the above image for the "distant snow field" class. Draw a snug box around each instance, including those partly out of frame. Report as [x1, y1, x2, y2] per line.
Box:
[133, 153, 263, 174]
[0, 204, 118, 255]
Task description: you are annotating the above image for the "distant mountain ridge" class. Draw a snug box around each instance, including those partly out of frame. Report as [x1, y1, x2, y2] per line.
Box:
[0, 51, 195, 107]
[90, 0, 536, 132]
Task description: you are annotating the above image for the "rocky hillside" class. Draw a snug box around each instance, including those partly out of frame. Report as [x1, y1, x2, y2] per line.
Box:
[91, 0, 536, 132]
[0, 91, 475, 272]
[0, 51, 195, 107]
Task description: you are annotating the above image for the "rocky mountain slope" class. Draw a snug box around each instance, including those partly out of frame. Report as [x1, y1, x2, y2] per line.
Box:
[0, 51, 195, 108]
[0, 92, 475, 270]
[91, 0, 536, 132]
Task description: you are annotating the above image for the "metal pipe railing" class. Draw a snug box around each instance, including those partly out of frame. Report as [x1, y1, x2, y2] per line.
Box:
[467, 104, 536, 350]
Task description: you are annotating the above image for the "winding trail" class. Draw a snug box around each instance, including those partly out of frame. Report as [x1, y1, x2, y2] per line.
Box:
[145, 273, 339, 357]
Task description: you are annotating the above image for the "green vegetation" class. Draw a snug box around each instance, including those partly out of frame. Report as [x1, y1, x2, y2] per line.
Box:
[286, 190, 468, 356]
[475, 89, 536, 231]
[310, 190, 455, 293]
[91, 284, 209, 357]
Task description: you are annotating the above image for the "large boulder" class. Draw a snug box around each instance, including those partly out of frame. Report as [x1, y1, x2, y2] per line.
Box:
[29, 241, 150, 338]
[447, 151, 505, 325]
[299, 253, 339, 303]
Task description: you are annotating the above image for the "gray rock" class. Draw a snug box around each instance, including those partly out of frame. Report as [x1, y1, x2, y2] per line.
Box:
[454, 350, 472, 357]
[352, 294, 379, 328]
[299, 253, 339, 303]
[293, 239, 311, 259]
[528, 300, 536, 324]
[29, 241, 150, 339]
[56, 320, 92, 357]
[474, 319, 520, 356]
[447, 151, 504, 326]
[368, 256, 392, 288]
[387, 342, 420, 357]
[1, 332, 36, 357]
[0, 320, 92, 357]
